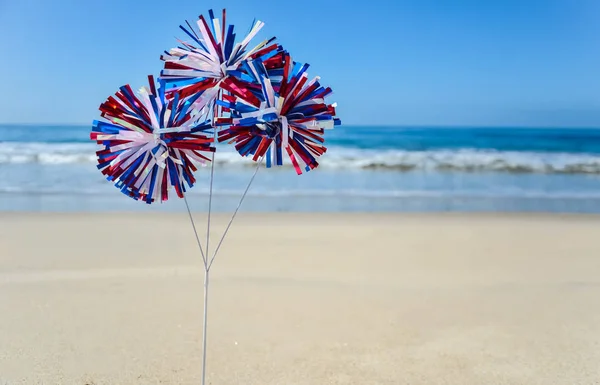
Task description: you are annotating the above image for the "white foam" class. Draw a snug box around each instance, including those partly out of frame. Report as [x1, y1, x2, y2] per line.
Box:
[3, 142, 600, 174]
[0, 142, 96, 164]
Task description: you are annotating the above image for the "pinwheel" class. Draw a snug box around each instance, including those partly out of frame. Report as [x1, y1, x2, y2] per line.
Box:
[217, 53, 341, 174]
[160, 9, 284, 117]
[91, 76, 215, 203]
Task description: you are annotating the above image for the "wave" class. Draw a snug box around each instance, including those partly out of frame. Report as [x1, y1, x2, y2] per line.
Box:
[3, 185, 600, 200]
[3, 142, 600, 174]
[0, 142, 97, 164]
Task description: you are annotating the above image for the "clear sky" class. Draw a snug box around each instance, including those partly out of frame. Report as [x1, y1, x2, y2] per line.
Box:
[0, 0, 599, 127]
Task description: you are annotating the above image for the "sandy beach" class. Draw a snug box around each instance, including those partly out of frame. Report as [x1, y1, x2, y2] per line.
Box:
[1, 212, 600, 384]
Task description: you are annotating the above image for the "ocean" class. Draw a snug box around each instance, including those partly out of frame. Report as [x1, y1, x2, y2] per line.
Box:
[2, 124, 600, 213]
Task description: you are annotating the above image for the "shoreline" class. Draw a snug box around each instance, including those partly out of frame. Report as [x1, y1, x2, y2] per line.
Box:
[4, 191, 600, 214]
[3, 210, 600, 217]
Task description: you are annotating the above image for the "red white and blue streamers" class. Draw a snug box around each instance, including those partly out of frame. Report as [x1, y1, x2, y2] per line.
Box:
[160, 9, 283, 117]
[216, 53, 341, 174]
[91, 76, 215, 204]
[92, 8, 341, 204]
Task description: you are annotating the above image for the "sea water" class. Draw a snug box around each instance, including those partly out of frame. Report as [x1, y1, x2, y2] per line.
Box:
[2, 124, 600, 213]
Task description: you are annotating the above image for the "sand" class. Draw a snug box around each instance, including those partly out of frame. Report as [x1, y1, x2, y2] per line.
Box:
[1, 212, 600, 384]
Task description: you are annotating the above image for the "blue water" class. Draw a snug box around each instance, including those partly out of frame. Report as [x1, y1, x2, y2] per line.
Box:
[327, 126, 600, 153]
[2, 124, 600, 212]
[5, 124, 600, 153]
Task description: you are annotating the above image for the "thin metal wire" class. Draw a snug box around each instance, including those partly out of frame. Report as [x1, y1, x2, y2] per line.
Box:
[205, 152, 216, 267]
[200, 269, 209, 385]
[208, 157, 263, 270]
[205, 92, 221, 265]
[183, 194, 206, 266]
[184, 192, 209, 385]
[200, 96, 219, 385]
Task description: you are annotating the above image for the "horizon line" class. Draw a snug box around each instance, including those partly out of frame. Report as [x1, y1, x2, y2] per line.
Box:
[2, 122, 600, 130]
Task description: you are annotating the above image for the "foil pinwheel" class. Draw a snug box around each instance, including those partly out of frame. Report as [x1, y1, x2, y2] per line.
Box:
[216, 53, 341, 174]
[160, 9, 284, 116]
[91, 76, 215, 203]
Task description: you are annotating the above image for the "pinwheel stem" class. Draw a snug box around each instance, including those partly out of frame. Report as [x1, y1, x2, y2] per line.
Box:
[201, 267, 209, 385]
[200, 152, 215, 385]
[183, 195, 210, 385]
[206, 151, 216, 266]
[184, 195, 207, 266]
[208, 157, 263, 270]
[185, 157, 263, 385]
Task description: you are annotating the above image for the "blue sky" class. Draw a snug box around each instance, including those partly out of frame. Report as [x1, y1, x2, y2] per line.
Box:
[0, 0, 599, 127]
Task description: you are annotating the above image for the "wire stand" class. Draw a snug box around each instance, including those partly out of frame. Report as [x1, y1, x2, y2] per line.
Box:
[183, 157, 263, 385]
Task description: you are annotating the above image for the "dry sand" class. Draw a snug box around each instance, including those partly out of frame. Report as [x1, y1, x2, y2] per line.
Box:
[1, 212, 600, 384]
